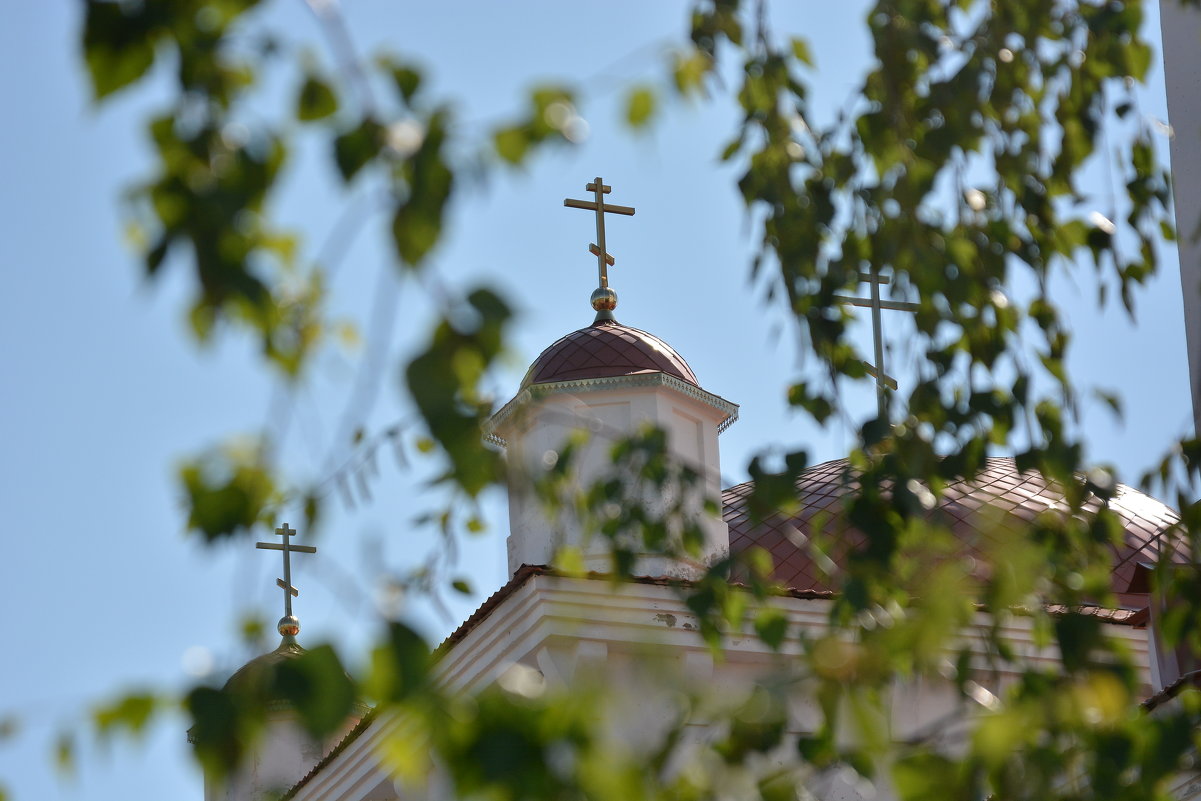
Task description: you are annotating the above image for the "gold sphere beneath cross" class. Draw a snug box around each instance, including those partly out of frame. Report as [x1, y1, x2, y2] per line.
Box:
[278, 615, 300, 637]
[591, 287, 618, 311]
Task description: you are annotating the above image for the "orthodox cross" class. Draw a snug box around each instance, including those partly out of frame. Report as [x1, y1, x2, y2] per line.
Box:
[564, 177, 635, 317]
[833, 269, 919, 419]
[255, 523, 316, 619]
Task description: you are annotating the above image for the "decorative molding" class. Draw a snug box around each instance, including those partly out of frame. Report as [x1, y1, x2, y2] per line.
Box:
[485, 372, 739, 447]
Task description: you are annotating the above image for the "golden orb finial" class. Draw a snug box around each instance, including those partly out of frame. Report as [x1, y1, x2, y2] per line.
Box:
[591, 287, 617, 312]
[278, 615, 301, 638]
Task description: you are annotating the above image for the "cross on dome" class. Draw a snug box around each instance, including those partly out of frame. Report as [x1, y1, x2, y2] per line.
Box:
[834, 269, 919, 419]
[564, 177, 635, 321]
[255, 522, 317, 637]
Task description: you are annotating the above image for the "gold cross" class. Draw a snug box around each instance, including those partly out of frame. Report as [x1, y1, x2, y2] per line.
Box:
[564, 177, 635, 292]
[834, 270, 919, 419]
[255, 523, 316, 619]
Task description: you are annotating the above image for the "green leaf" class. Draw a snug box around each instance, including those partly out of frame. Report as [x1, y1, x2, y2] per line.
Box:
[390, 64, 423, 103]
[493, 126, 529, 165]
[404, 287, 510, 495]
[1124, 40, 1152, 80]
[624, 86, 657, 129]
[1093, 389, 1123, 420]
[367, 622, 431, 703]
[179, 446, 278, 542]
[790, 37, 814, 67]
[1055, 612, 1103, 673]
[333, 118, 383, 182]
[392, 203, 440, 265]
[186, 686, 247, 778]
[93, 693, 158, 739]
[273, 646, 356, 739]
[54, 732, 75, 778]
[296, 74, 338, 121]
[392, 110, 454, 265]
[0, 716, 18, 742]
[787, 383, 833, 423]
[81, 1, 159, 100]
[716, 687, 786, 762]
[753, 608, 789, 649]
[672, 49, 711, 95]
[893, 753, 960, 801]
[240, 615, 267, 646]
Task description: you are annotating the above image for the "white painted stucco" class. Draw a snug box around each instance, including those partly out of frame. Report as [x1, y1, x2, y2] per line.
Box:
[1161, 0, 1201, 435]
[288, 574, 1155, 801]
[490, 374, 735, 577]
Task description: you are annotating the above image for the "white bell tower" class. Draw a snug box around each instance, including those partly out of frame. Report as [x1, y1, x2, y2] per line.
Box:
[488, 178, 737, 578]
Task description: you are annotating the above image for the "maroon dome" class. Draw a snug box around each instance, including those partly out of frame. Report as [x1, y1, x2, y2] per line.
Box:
[724, 457, 1185, 606]
[522, 319, 699, 388]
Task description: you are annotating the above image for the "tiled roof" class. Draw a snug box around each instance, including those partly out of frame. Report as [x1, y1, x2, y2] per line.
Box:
[724, 457, 1187, 604]
[1142, 669, 1201, 711]
[522, 319, 699, 388]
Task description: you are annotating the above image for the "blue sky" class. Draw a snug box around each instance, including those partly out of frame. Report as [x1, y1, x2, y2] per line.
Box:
[0, 3, 1192, 799]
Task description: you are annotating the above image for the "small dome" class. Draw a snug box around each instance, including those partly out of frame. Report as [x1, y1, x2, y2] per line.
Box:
[522, 319, 699, 388]
[724, 457, 1185, 606]
[222, 636, 306, 695]
[187, 635, 308, 742]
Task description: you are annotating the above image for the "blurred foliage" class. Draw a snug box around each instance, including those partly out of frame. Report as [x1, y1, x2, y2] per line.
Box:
[179, 441, 279, 542]
[67, 0, 1201, 800]
[405, 288, 511, 496]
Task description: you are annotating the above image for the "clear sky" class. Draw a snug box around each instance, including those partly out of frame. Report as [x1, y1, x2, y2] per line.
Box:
[0, 3, 1192, 799]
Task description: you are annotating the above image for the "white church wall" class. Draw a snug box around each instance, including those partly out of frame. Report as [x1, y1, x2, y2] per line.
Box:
[291, 574, 1155, 801]
[1165, 759, 1201, 801]
[286, 714, 405, 801]
[1160, 0, 1201, 435]
[495, 381, 731, 578]
[210, 711, 363, 801]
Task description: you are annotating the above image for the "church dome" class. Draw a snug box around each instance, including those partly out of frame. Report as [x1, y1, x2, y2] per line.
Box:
[723, 457, 1184, 606]
[218, 617, 308, 699]
[522, 319, 699, 388]
[222, 636, 306, 695]
[187, 632, 308, 744]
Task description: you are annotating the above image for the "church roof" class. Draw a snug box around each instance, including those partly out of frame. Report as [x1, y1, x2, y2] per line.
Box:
[220, 636, 307, 695]
[724, 457, 1185, 605]
[521, 319, 699, 388]
[187, 635, 307, 744]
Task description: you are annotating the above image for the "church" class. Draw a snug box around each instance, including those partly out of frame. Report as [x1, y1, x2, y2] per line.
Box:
[198, 179, 1199, 801]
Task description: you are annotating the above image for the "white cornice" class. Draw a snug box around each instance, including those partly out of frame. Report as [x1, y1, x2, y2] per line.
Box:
[485, 373, 740, 447]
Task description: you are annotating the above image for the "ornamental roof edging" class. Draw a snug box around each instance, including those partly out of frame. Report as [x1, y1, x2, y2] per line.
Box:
[485, 372, 738, 447]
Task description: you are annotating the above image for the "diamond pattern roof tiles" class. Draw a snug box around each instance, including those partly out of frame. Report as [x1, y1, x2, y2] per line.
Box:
[522, 319, 699, 388]
[723, 457, 1187, 606]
